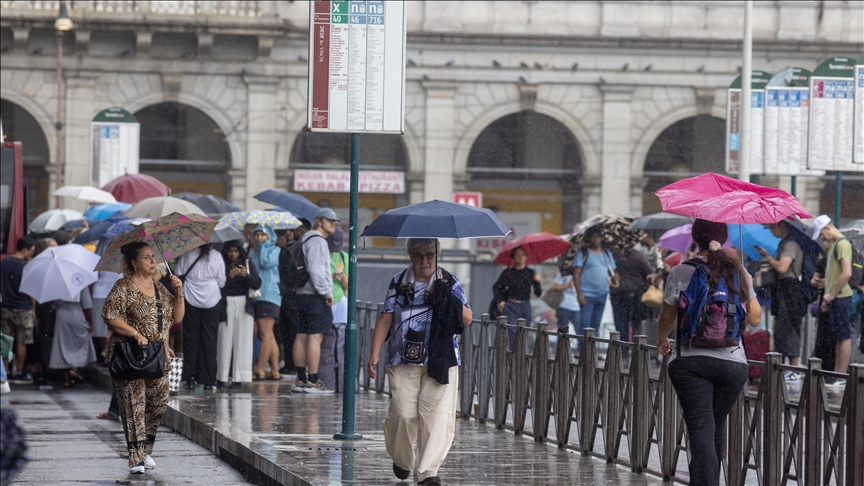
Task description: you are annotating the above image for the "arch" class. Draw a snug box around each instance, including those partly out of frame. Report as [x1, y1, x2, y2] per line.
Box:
[0, 87, 56, 163]
[0, 96, 54, 221]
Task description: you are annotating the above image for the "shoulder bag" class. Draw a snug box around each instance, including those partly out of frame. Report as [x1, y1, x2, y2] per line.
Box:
[110, 286, 165, 380]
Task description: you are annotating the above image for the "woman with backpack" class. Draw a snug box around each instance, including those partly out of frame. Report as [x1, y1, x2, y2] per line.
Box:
[656, 219, 761, 486]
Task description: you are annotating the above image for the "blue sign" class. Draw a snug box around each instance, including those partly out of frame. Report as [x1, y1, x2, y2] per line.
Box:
[367, 0, 384, 24]
[730, 133, 739, 150]
[350, 1, 366, 24]
[751, 91, 764, 108]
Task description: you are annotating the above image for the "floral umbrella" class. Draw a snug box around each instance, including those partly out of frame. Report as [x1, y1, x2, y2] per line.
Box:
[569, 214, 647, 256]
[95, 212, 217, 273]
[219, 210, 301, 230]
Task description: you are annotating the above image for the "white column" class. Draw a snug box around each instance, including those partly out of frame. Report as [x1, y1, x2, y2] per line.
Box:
[599, 85, 636, 216]
[421, 81, 458, 203]
[243, 75, 280, 210]
[63, 75, 97, 212]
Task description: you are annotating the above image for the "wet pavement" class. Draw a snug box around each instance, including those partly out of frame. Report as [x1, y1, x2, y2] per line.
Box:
[165, 378, 663, 485]
[1, 382, 252, 485]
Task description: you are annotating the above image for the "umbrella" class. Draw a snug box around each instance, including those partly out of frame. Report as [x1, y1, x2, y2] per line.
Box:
[104, 218, 151, 240]
[654, 172, 812, 224]
[359, 200, 511, 239]
[219, 210, 301, 230]
[102, 173, 170, 203]
[209, 223, 244, 244]
[63, 218, 98, 230]
[28, 209, 84, 233]
[570, 214, 647, 256]
[727, 224, 780, 260]
[173, 192, 241, 218]
[658, 224, 733, 254]
[493, 232, 571, 266]
[785, 219, 825, 256]
[73, 220, 113, 244]
[628, 213, 694, 235]
[52, 185, 118, 204]
[254, 190, 320, 222]
[20, 244, 100, 303]
[96, 212, 217, 273]
[124, 196, 206, 219]
[83, 202, 132, 221]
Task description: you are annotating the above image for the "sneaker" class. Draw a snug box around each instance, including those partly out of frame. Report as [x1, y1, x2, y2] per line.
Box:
[0, 382, 10, 395]
[825, 378, 847, 390]
[305, 380, 334, 394]
[392, 463, 410, 480]
[144, 455, 156, 469]
[293, 381, 311, 393]
[203, 385, 216, 391]
[784, 371, 801, 383]
[9, 373, 29, 384]
[129, 463, 145, 474]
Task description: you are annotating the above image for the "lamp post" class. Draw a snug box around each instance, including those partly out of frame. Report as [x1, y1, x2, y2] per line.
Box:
[54, 1, 73, 208]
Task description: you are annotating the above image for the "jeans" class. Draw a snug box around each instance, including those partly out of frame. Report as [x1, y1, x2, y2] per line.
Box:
[503, 300, 533, 350]
[578, 295, 607, 352]
[556, 307, 581, 354]
[610, 292, 645, 356]
[319, 324, 345, 392]
[668, 356, 748, 486]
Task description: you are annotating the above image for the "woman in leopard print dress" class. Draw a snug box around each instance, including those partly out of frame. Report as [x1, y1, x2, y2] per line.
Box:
[103, 241, 185, 474]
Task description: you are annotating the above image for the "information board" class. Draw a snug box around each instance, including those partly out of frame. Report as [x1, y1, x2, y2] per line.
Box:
[763, 68, 823, 176]
[308, 0, 406, 133]
[726, 71, 771, 174]
[808, 57, 861, 172]
[89, 107, 140, 188]
[854, 62, 864, 164]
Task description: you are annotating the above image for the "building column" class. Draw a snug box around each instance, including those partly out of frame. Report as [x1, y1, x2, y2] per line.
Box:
[243, 75, 280, 210]
[599, 85, 636, 216]
[802, 176, 825, 220]
[63, 74, 97, 212]
[581, 175, 602, 220]
[421, 81, 459, 203]
[630, 176, 648, 216]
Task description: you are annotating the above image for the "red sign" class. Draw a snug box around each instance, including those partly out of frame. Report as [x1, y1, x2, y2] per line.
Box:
[452, 192, 482, 207]
[311, 1, 331, 129]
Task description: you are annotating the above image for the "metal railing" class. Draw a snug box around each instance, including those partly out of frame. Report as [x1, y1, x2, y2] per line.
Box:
[354, 303, 863, 485]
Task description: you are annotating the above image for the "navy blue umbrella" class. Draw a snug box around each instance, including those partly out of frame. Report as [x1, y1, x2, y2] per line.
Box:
[360, 200, 511, 239]
[73, 220, 113, 244]
[173, 192, 240, 217]
[785, 219, 825, 256]
[253, 190, 319, 222]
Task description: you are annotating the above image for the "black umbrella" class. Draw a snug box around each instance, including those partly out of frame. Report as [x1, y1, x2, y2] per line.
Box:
[785, 219, 825, 256]
[628, 213, 694, 240]
[173, 192, 240, 218]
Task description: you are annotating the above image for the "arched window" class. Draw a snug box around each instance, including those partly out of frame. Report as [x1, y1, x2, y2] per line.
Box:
[1, 98, 51, 221]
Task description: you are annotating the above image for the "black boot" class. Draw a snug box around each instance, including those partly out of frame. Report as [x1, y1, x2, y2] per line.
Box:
[392, 463, 410, 480]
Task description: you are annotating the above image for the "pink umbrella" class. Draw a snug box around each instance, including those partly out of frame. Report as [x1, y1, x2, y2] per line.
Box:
[655, 173, 811, 224]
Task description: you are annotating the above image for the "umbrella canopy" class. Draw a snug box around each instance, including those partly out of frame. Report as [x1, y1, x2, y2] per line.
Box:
[52, 185, 118, 204]
[493, 232, 571, 266]
[359, 200, 511, 239]
[784, 219, 825, 256]
[96, 212, 217, 273]
[124, 196, 206, 219]
[173, 192, 241, 218]
[658, 224, 733, 254]
[83, 202, 132, 221]
[104, 218, 151, 240]
[73, 220, 113, 244]
[218, 210, 301, 230]
[63, 218, 99, 230]
[102, 173, 170, 203]
[628, 213, 694, 235]
[655, 172, 812, 224]
[253, 190, 320, 222]
[209, 223, 245, 244]
[570, 214, 646, 256]
[20, 244, 101, 303]
[28, 209, 84, 233]
[727, 224, 780, 260]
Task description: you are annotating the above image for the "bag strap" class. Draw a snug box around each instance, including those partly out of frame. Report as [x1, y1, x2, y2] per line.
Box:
[154, 284, 163, 334]
[182, 250, 207, 279]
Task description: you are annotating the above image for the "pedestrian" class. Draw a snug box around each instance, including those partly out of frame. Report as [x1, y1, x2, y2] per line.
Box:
[32, 238, 58, 388]
[756, 220, 806, 377]
[277, 219, 311, 375]
[811, 240, 836, 371]
[493, 246, 541, 349]
[572, 227, 618, 351]
[249, 225, 282, 380]
[48, 283, 97, 388]
[319, 226, 348, 392]
[176, 243, 226, 390]
[367, 238, 472, 485]
[102, 241, 185, 474]
[0, 236, 36, 384]
[609, 248, 651, 357]
[812, 215, 854, 388]
[550, 267, 580, 355]
[92, 269, 123, 363]
[656, 219, 761, 486]
[292, 208, 338, 393]
[217, 241, 260, 387]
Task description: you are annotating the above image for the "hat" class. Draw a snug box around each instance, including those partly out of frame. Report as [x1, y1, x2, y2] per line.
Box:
[811, 214, 831, 240]
[327, 226, 344, 253]
[315, 207, 340, 222]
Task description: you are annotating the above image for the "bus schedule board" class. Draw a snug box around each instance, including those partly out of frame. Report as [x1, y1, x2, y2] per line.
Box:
[726, 71, 771, 175]
[763, 68, 823, 176]
[807, 57, 861, 172]
[307, 0, 406, 134]
[854, 62, 864, 164]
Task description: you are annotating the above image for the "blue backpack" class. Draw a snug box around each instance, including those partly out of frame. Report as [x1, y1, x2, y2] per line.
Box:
[676, 259, 747, 357]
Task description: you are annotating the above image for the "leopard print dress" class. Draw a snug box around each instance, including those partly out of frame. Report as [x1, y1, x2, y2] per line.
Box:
[102, 276, 175, 467]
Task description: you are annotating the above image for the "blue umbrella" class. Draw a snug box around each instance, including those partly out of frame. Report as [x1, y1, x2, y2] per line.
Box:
[73, 220, 113, 244]
[83, 202, 132, 221]
[253, 190, 320, 222]
[63, 218, 99, 230]
[360, 200, 511, 239]
[727, 224, 780, 260]
[104, 217, 150, 240]
[173, 192, 240, 217]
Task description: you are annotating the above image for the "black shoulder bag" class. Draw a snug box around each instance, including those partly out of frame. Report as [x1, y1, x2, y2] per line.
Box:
[110, 285, 166, 380]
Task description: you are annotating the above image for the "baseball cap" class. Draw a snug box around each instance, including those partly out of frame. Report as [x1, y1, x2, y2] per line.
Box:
[811, 214, 831, 240]
[315, 207, 340, 222]
[327, 226, 344, 253]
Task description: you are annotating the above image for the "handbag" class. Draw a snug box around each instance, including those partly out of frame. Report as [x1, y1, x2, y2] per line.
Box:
[248, 288, 262, 299]
[641, 285, 664, 308]
[753, 263, 777, 289]
[109, 286, 165, 380]
[541, 289, 564, 309]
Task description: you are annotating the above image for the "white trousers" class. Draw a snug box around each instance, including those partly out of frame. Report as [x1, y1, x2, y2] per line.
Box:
[216, 296, 254, 383]
[383, 365, 459, 483]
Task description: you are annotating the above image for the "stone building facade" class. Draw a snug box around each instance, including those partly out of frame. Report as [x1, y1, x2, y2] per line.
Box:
[1, 1, 862, 234]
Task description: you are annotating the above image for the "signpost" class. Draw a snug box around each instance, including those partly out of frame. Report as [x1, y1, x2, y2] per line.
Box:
[89, 107, 140, 188]
[308, 0, 407, 442]
[726, 71, 771, 175]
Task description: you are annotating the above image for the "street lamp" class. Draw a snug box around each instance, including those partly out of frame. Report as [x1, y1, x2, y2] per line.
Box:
[54, 1, 72, 207]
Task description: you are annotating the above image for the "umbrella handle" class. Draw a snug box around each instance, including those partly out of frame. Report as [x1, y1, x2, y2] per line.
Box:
[151, 235, 174, 276]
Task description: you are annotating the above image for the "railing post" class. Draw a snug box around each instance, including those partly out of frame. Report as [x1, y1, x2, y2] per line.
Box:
[555, 327, 572, 448]
[459, 316, 476, 420]
[605, 331, 622, 463]
[846, 364, 864, 486]
[477, 314, 492, 422]
[805, 358, 822, 486]
[513, 318, 529, 435]
[494, 316, 509, 430]
[631, 335, 649, 473]
[532, 322, 550, 443]
[726, 389, 744, 486]
[762, 352, 783, 486]
[659, 348, 677, 482]
[580, 328, 598, 456]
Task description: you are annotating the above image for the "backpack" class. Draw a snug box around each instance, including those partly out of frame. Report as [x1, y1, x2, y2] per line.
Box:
[800, 249, 820, 303]
[834, 238, 864, 289]
[676, 259, 747, 357]
[278, 234, 325, 292]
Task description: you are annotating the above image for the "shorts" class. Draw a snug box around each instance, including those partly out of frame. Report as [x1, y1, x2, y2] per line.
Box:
[827, 296, 852, 341]
[1, 308, 34, 346]
[294, 294, 334, 335]
[254, 301, 281, 320]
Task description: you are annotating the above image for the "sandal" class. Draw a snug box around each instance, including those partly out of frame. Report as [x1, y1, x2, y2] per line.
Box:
[97, 412, 118, 420]
[253, 371, 267, 381]
[268, 371, 281, 381]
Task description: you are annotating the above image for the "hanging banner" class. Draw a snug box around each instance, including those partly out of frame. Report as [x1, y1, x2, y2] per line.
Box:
[307, 0, 406, 134]
[726, 71, 771, 175]
[808, 57, 861, 172]
[89, 107, 140, 188]
[854, 54, 864, 164]
[763, 68, 824, 176]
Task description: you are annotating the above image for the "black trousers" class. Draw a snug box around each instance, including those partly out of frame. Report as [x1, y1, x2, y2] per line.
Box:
[277, 296, 297, 372]
[181, 303, 220, 386]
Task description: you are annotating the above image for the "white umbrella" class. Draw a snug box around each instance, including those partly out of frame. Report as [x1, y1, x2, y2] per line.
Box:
[124, 196, 206, 219]
[20, 244, 101, 303]
[28, 209, 84, 233]
[53, 185, 118, 204]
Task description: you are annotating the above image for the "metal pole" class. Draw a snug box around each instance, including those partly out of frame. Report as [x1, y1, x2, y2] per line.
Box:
[738, 0, 753, 182]
[335, 133, 362, 441]
[834, 171, 842, 224]
[790, 175, 797, 197]
[54, 30, 64, 208]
